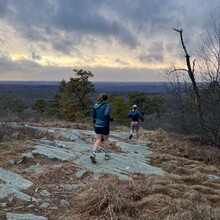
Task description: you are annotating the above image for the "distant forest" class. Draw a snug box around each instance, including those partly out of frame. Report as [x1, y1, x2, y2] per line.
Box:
[0, 81, 166, 106]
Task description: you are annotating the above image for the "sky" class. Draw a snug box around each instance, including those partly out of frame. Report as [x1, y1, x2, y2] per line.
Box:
[0, 0, 219, 82]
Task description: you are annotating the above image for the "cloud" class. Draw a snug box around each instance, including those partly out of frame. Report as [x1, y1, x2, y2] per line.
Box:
[89, 66, 164, 82]
[0, 51, 11, 70]
[139, 53, 164, 63]
[1, 0, 220, 81]
[4, 0, 139, 52]
[139, 42, 164, 63]
[4, 0, 220, 54]
[0, 51, 73, 80]
[51, 0, 139, 48]
[0, 50, 40, 73]
[0, 37, 5, 44]
[31, 51, 42, 61]
[114, 58, 129, 66]
[0, 50, 164, 81]
[0, 0, 9, 17]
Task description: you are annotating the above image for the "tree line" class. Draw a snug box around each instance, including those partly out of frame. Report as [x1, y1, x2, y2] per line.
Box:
[33, 69, 164, 125]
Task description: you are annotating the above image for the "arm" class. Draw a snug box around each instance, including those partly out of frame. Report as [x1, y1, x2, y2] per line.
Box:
[104, 104, 110, 116]
[138, 112, 144, 122]
[92, 107, 96, 120]
[104, 104, 111, 122]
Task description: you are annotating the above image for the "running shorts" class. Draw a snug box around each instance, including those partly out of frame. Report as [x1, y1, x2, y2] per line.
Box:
[95, 126, 110, 135]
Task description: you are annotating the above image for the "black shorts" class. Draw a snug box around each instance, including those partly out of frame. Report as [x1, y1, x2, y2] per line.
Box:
[95, 126, 110, 135]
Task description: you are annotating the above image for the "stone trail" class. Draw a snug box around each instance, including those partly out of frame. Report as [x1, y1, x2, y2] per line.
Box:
[0, 123, 164, 219]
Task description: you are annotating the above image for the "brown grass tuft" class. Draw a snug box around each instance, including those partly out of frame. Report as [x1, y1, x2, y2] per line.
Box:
[141, 128, 220, 166]
[0, 124, 54, 141]
[18, 119, 94, 131]
[78, 175, 144, 219]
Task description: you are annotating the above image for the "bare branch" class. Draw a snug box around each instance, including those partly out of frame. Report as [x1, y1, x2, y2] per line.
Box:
[172, 28, 183, 33]
[167, 68, 188, 74]
[172, 27, 205, 135]
[192, 59, 196, 73]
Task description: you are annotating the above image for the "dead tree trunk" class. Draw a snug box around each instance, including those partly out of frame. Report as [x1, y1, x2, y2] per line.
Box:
[173, 28, 205, 137]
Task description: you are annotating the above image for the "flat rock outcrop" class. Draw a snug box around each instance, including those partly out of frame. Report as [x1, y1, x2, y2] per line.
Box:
[0, 123, 164, 219]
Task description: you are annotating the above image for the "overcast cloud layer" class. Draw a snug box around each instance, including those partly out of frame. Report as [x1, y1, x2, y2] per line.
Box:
[0, 0, 220, 81]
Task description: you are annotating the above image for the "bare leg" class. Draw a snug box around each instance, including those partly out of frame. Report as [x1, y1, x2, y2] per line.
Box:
[93, 134, 102, 151]
[136, 125, 139, 140]
[90, 134, 102, 163]
[103, 135, 110, 159]
[130, 122, 133, 135]
[103, 135, 109, 151]
[129, 122, 134, 139]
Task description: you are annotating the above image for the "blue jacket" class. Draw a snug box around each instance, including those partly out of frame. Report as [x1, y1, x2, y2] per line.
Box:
[128, 111, 143, 123]
[92, 101, 111, 127]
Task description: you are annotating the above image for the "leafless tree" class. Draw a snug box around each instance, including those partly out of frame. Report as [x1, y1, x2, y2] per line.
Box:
[197, 16, 220, 147]
[171, 28, 205, 136]
[164, 22, 220, 147]
[198, 15, 220, 83]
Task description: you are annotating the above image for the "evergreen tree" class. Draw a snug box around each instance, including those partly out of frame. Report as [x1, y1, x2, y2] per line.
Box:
[110, 95, 129, 125]
[47, 69, 96, 121]
[33, 99, 47, 113]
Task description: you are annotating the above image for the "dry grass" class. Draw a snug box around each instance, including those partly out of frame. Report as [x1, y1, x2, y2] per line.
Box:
[0, 141, 35, 168]
[142, 128, 220, 166]
[75, 173, 220, 220]
[77, 175, 143, 220]
[1, 121, 220, 219]
[18, 118, 94, 131]
[0, 123, 54, 142]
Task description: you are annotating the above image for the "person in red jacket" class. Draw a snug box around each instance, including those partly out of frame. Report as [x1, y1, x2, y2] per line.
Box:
[127, 104, 144, 140]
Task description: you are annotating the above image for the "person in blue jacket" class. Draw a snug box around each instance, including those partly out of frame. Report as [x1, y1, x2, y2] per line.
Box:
[90, 93, 112, 163]
[127, 104, 144, 140]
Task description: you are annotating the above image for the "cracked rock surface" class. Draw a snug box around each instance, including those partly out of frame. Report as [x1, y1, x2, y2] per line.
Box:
[0, 122, 164, 219]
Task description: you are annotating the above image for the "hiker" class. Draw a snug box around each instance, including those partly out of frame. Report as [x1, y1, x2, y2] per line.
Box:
[127, 104, 144, 140]
[91, 93, 113, 163]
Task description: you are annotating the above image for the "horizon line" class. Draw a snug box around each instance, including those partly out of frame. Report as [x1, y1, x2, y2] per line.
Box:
[0, 80, 168, 83]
